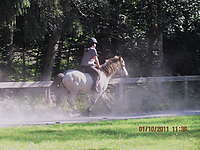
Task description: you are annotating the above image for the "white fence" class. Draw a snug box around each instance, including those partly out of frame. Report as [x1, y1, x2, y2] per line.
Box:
[109, 75, 200, 101]
[0, 75, 200, 102]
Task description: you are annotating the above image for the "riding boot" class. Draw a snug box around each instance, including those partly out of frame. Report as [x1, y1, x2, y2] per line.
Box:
[91, 83, 100, 93]
[92, 87, 100, 93]
[91, 78, 100, 93]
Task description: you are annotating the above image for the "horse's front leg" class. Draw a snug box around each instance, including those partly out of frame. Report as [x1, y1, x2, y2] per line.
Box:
[101, 92, 112, 114]
[86, 93, 102, 116]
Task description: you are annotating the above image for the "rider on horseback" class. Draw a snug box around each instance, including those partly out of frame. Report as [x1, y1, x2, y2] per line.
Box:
[81, 37, 101, 93]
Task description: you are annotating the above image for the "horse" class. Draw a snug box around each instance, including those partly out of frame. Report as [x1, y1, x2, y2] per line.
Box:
[50, 55, 129, 116]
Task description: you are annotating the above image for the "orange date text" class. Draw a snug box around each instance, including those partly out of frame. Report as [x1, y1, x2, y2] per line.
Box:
[139, 126, 169, 132]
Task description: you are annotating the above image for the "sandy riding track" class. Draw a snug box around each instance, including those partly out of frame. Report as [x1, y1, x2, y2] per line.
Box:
[0, 109, 200, 128]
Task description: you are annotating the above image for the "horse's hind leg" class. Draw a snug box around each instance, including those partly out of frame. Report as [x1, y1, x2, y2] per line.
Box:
[67, 91, 79, 114]
[56, 93, 65, 107]
[54, 87, 66, 107]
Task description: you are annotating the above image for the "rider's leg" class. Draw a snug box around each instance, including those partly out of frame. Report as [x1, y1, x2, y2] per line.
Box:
[82, 66, 100, 93]
[90, 66, 100, 92]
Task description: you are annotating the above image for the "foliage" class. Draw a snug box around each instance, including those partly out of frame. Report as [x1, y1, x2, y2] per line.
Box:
[0, 0, 200, 81]
[0, 0, 30, 25]
[0, 115, 199, 149]
[0, 0, 200, 117]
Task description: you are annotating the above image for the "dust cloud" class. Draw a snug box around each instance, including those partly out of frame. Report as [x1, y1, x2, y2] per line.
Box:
[0, 96, 70, 127]
[0, 73, 199, 128]
[114, 58, 200, 115]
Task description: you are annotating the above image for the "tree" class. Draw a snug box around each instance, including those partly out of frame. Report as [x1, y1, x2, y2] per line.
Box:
[1, 0, 200, 82]
[40, 0, 84, 80]
[0, 0, 30, 81]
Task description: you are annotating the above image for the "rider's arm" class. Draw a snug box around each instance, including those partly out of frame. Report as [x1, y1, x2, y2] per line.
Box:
[94, 56, 100, 68]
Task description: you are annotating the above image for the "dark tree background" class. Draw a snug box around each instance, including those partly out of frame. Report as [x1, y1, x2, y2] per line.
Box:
[0, 0, 200, 81]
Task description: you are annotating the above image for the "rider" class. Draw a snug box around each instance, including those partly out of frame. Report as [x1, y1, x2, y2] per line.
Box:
[81, 37, 101, 93]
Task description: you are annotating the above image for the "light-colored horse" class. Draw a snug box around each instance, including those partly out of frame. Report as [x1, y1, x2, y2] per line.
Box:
[50, 56, 129, 116]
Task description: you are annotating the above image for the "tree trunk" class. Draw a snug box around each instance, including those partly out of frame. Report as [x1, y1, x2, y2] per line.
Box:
[34, 48, 40, 80]
[22, 48, 26, 81]
[40, 31, 60, 81]
[157, 31, 163, 68]
[66, 46, 71, 70]
[54, 38, 63, 76]
[147, 0, 163, 69]
[2, 16, 14, 81]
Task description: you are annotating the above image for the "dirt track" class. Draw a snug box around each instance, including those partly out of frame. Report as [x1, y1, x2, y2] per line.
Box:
[0, 109, 200, 128]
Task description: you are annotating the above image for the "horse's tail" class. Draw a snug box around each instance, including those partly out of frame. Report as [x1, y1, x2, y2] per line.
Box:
[50, 73, 65, 104]
[50, 73, 64, 91]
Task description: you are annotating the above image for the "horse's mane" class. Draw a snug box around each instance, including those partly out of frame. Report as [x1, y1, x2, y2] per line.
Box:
[100, 56, 121, 77]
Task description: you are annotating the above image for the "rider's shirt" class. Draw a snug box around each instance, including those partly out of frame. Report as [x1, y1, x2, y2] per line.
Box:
[81, 47, 97, 66]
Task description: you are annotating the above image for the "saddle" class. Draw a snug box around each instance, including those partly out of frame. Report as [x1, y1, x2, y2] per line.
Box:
[62, 67, 88, 75]
[78, 66, 101, 74]
[79, 66, 87, 73]
[62, 67, 101, 79]
[78, 66, 101, 82]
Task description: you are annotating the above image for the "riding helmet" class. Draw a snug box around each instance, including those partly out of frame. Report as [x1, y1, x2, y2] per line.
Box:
[89, 37, 98, 44]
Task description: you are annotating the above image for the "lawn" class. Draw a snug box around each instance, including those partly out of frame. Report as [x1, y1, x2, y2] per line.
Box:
[0, 115, 199, 150]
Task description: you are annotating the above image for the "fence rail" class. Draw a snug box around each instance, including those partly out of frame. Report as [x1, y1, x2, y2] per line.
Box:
[109, 75, 200, 84]
[109, 75, 200, 101]
[0, 75, 199, 102]
[0, 81, 52, 88]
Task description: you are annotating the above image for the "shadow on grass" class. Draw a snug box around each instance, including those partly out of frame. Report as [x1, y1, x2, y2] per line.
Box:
[0, 115, 199, 144]
[67, 115, 200, 127]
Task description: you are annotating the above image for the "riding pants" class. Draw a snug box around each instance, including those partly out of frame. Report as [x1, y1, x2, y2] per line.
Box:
[82, 65, 100, 90]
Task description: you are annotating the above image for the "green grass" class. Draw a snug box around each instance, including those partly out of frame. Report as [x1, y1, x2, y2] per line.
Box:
[0, 115, 199, 150]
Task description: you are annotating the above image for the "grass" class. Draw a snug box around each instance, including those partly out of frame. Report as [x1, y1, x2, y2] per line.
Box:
[0, 115, 199, 150]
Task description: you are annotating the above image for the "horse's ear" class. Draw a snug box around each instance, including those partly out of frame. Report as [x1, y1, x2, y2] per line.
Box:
[119, 55, 122, 60]
[114, 55, 119, 59]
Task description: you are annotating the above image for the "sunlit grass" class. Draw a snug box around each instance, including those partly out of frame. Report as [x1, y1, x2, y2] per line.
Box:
[0, 115, 199, 149]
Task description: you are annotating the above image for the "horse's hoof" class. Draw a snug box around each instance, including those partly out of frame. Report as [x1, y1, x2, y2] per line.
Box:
[81, 110, 92, 117]
[82, 113, 92, 117]
[86, 109, 92, 117]
[70, 113, 81, 117]
[71, 109, 78, 114]
[70, 109, 80, 117]
[87, 113, 92, 117]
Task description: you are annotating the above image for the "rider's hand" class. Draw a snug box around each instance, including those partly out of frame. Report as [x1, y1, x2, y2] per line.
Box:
[96, 64, 100, 68]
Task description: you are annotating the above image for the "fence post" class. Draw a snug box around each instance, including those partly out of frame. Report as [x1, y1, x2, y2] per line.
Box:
[119, 83, 123, 102]
[184, 77, 188, 101]
[44, 88, 51, 105]
[47, 88, 51, 104]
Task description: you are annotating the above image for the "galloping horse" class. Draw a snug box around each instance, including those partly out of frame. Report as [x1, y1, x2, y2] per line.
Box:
[50, 55, 129, 116]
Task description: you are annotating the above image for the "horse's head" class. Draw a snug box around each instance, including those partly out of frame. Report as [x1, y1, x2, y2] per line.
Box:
[101, 56, 129, 78]
[117, 56, 129, 78]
